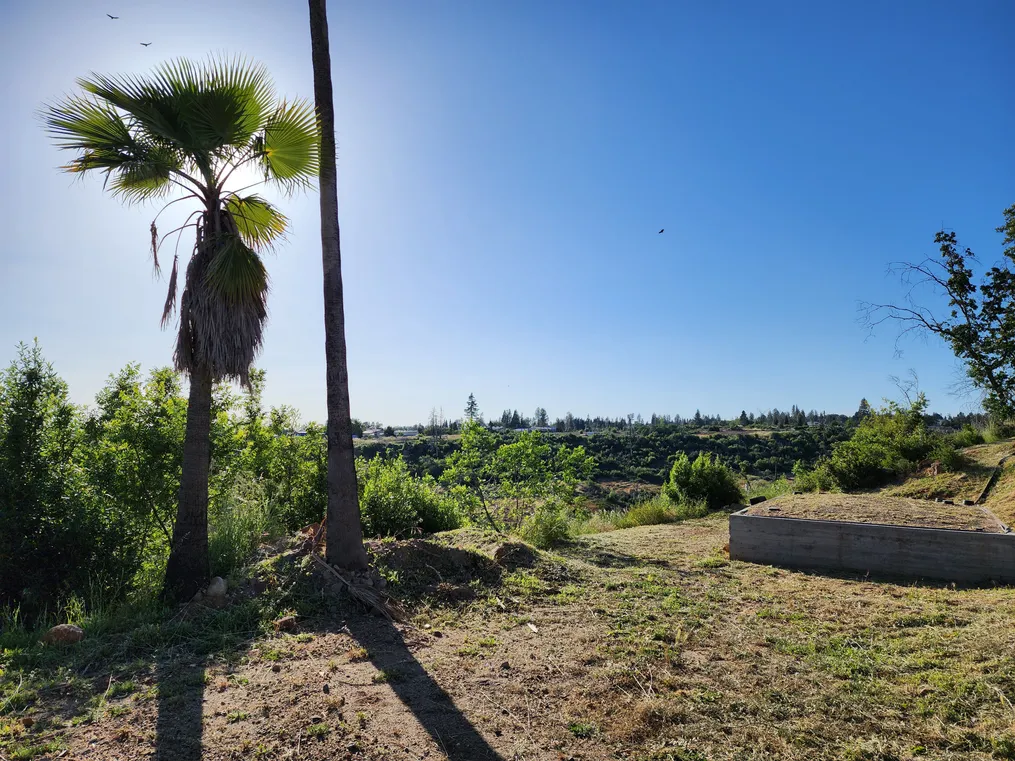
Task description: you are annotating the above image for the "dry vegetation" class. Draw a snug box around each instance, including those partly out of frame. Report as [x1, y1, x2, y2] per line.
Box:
[885, 441, 1015, 503]
[746, 493, 1007, 532]
[6, 510, 1015, 761]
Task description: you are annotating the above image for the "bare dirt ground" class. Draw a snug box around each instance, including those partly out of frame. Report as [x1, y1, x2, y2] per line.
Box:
[747, 493, 1008, 532]
[10, 517, 1015, 761]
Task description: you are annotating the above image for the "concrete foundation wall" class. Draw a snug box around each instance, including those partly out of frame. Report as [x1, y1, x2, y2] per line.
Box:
[729, 510, 1015, 584]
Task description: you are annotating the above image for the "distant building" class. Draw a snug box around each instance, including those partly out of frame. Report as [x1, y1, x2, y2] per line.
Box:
[363, 428, 384, 438]
[394, 429, 417, 438]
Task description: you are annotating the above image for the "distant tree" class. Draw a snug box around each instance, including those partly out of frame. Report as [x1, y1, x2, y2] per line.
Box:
[350, 418, 365, 437]
[534, 407, 549, 427]
[510, 410, 521, 429]
[739, 410, 749, 426]
[862, 206, 1015, 420]
[427, 407, 445, 439]
[383, 425, 395, 437]
[693, 410, 703, 427]
[856, 398, 873, 421]
[465, 393, 479, 422]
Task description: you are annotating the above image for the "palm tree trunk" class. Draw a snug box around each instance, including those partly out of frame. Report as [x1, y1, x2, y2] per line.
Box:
[162, 368, 212, 601]
[309, 0, 369, 571]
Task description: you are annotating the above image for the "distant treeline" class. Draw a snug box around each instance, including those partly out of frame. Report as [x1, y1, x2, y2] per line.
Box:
[368, 398, 987, 437]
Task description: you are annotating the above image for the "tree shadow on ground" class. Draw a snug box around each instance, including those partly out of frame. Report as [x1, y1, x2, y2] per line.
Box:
[557, 539, 680, 571]
[154, 659, 205, 761]
[343, 612, 504, 761]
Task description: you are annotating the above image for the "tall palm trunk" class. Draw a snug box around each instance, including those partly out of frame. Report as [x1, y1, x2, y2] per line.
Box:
[309, 0, 369, 570]
[162, 367, 212, 601]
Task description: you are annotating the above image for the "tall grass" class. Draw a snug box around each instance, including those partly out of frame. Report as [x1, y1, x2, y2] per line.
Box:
[743, 476, 795, 500]
[209, 475, 284, 579]
[573, 495, 711, 536]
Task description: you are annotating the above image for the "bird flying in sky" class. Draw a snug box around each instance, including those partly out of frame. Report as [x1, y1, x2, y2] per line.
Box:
[106, 13, 119, 19]
[140, 42, 152, 47]
[658, 229, 664, 234]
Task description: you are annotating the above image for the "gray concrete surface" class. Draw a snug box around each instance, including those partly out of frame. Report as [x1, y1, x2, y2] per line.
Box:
[729, 509, 1015, 584]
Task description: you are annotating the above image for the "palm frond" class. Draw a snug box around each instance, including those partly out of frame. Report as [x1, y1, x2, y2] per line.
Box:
[151, 222, 159, 273]
[105, 145, 179, 203]
[175, 228, 268, 386]
[43, 95, 133, 152]
[225, 195, 288, 250]
[44, 95, 181, 202]
[260, 99, 319, 193]
[80, 56, 275, 164]
[161, 254, 179, 327]
[203, 234, 269, 306]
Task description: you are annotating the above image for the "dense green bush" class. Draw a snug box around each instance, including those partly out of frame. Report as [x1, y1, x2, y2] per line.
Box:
[951, 424, 985, 449]
[792, 459, 837, 492]
[929, 440, 967, 473]
[827, 396, 934, 490]
[984, 420, 1015, 444]
[0, 343, 103, 614]
[662, 452, 743, 510]
[357, 455, 461, 537]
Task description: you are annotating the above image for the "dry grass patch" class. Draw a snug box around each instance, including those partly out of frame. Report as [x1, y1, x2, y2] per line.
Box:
[985, 463, 1015, 525]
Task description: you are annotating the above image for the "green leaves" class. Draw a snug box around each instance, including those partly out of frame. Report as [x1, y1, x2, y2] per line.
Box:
[45, 55, 320, 202]
[225, 195, 288, 250]
[43, 95, 133, 153]
[203, 235, 268, 306]
[78, 57, 275, 160]
[261, 100, 319, 192]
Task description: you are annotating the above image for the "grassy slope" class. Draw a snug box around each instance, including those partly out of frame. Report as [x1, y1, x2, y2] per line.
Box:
[885, 441, 1015, 502]
[5, 515, 1015, 760]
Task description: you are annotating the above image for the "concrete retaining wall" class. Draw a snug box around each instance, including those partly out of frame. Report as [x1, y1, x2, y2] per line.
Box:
[729, 509, 1015, 584]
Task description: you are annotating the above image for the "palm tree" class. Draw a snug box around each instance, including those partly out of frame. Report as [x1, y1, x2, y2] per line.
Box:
[44, 57, 319, 601]
[308, 0, 369, 571]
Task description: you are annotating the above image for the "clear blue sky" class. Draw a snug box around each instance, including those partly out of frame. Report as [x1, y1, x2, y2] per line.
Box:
[1, 0, 1012, 425]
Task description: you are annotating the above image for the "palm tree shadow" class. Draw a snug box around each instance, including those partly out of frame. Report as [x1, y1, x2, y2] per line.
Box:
[154, 658, 205, 761]
[344, 613, 504, 761]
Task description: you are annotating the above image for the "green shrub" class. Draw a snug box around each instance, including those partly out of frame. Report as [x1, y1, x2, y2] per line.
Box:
[662, 452, 743, 510]
[984, 420, 1015, 444]
[951, 424, 984, 448]
[357, 455, 461, 538]
[929, 440, 967, 473]
[0, 343, 106, 617]
[792, 460, 837, 492]
[520, 503, 571, 548]
[828, 396, 934, 490]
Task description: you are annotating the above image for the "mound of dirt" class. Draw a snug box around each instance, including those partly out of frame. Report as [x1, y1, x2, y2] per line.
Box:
[492, 541, 539, 569]
[367, 538, 503, 603]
